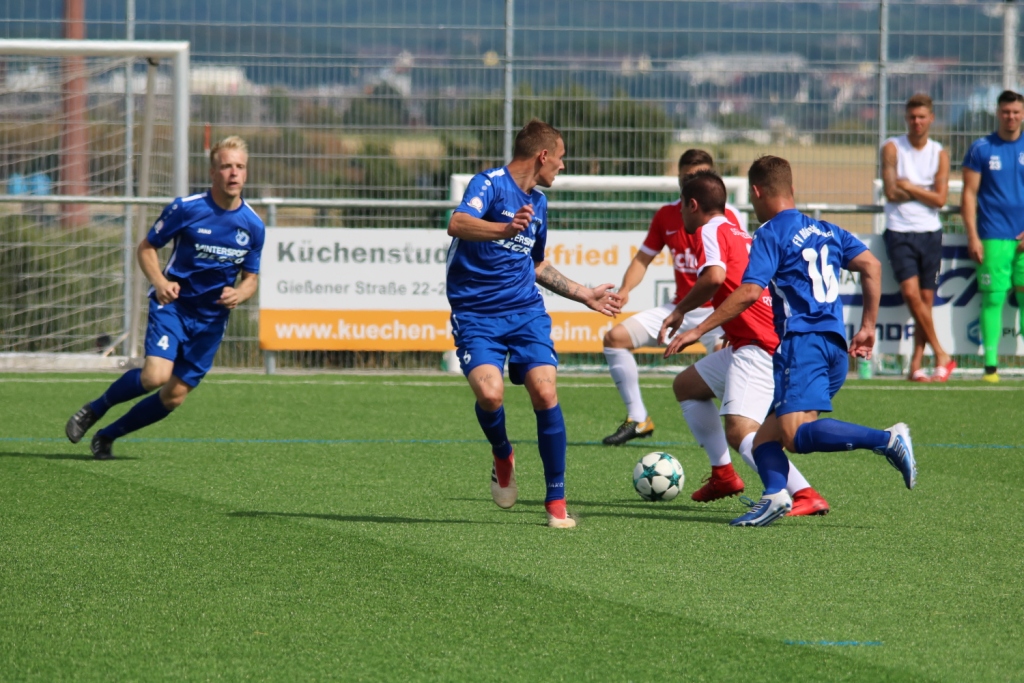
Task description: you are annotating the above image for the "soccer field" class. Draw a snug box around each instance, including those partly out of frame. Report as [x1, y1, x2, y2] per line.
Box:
[1, 373, 1021, 681]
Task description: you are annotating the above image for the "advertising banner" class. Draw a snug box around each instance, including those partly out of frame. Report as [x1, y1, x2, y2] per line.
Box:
[260, 228, 1017, 356]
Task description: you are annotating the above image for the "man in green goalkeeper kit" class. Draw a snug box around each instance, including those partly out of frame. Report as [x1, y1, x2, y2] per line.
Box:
[961, 90, 1024, 382]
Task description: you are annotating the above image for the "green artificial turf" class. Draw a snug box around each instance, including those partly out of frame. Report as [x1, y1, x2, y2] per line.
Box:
[1, 373, 1022, 681]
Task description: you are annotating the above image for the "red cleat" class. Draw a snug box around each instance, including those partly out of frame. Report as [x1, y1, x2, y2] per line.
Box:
[690, 464, 745, 502]
[545, 499, 576, 528]
[788, 487, 830, 516]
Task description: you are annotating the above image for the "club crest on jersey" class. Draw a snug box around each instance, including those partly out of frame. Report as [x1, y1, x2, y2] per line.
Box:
[235, 229, 250, 246]
[468, 197, 484, 211]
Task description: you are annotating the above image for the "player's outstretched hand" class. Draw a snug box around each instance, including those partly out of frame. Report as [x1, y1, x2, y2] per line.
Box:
[657, 308, 685, 346]
[154, 280, 180, 305]
[217, 286, 242, 309]
[586, 284, 623, 317]
[848, 326, 875, 359]
[663, 326, 700, 358]
[503, 204, 534, 238]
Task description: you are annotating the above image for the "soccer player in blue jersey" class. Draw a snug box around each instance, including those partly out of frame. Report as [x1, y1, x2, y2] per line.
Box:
[961, 90, 1024, 383]
[447, 119, 622, 528]
[669, 156, 916, 527]
[65, 136, 264, 459]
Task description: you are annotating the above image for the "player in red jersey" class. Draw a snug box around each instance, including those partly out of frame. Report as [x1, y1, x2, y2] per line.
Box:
[659, 171, 829, 516]
[601, 150, 745, 446]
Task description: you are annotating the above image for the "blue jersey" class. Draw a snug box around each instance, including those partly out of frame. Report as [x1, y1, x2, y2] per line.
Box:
[962, 133, 1024, 240]
[146, 192, 265, 314]
[742, 209, 867, 344]
[446, 167, 547, 316]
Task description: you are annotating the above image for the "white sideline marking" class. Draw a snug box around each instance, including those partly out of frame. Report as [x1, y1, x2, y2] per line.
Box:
[0, 377, 1021, 391]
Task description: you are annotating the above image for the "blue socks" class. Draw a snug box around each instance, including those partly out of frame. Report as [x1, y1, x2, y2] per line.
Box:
[90, 368, 147, 418]
[535, 405, 567, 502]
[752, 442, 790, 495]
[97, 392, 172, 440]
[475, 403, 512, 459]
[793, 418, 889, 454]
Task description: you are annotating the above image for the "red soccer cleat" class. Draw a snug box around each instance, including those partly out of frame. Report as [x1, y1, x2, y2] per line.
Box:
[690, 464, 745, 502]
[545, 499, 576, 528]
[490, 451, 517, 509]
[788, 487, 830, 516]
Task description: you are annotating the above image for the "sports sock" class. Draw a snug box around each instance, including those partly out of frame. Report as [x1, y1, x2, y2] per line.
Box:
[980, 290, 1006, 368]
[680, 399, 730, 466]
[752, 441, 790, 495]
[475, 403, 512, 459]
[604, 347, 647, 422]
[739, 432, 811, 494]
[89, 368, 146, 418]
[535, 405, 567, 502]
[793, 418, 889, 454]
[1016, 290, 1024, 344]
[97, 392, 172, 440]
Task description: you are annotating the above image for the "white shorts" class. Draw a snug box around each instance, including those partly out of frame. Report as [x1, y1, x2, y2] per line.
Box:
[621, 303, 724, 352]
[693, 344, 774, 423]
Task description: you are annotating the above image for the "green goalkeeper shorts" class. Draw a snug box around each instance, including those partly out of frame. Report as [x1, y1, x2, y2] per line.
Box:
[977, 239, 1024, 292]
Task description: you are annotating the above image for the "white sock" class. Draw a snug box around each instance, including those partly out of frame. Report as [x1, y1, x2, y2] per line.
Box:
[680, 399, 730, 466]
[604, 347, 647, 422]
[739, 432, 812, 494]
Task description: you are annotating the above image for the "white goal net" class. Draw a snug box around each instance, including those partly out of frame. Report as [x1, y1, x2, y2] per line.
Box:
[0, 40, 188, 367]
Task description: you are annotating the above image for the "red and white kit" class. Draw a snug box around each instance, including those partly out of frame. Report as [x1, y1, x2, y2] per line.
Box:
[690, 214, 779, 422]
[622, 202, 742, 349]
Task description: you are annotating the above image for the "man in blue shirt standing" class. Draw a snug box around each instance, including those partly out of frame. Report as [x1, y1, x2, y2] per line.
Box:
[447, 119, 622, 528]
[65, 136, 264, 458]
[961, 90, 1024, 382]
[669, 156, 916, 527]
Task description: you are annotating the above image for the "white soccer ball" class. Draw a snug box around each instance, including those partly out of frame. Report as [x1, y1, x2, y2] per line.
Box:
[632, 452, 684, 501]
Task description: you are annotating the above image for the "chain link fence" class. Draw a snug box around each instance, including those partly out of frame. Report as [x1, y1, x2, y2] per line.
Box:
[0, 1, 1019, 371]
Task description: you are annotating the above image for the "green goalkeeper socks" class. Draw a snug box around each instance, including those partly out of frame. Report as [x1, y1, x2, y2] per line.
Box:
[980, 291, 1006, 367]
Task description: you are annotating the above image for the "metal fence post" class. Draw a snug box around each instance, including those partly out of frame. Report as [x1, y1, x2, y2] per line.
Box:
[1005, 0, 1019, 91]
[503, 0, 514, 164]
[877, 0, 889, 175]
[264, 198, 278, 375]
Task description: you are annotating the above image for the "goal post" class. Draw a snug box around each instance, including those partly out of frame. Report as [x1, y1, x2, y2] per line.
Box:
[0, 39, 190, 369]
[0, 39, 190, 197]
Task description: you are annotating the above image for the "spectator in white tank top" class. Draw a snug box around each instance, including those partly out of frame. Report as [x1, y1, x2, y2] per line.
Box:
[881, 93, 955, 382]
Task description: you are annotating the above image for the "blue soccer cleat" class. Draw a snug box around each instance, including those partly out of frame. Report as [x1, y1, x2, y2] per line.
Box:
[730, 490, 792, 527]
[876, 423, 916, 490]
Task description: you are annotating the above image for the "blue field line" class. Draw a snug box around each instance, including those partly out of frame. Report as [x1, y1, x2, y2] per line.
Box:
[1, 436, 1020, 450]
[785, 640, 883, 647]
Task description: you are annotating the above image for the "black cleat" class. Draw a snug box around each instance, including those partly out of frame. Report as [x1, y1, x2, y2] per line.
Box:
[90, 433, 115, 460]
[602, 417, 655, 446]
[66, 403, 99, 444]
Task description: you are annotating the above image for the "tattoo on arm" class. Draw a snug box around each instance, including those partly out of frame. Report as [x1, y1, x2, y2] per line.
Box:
[536, 264, 579, 300]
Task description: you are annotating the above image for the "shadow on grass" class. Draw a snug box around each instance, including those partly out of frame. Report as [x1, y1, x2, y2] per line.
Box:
[449, 497, 732, 525]
[0, 450, 139, 461]
[227, 510, 502, 525]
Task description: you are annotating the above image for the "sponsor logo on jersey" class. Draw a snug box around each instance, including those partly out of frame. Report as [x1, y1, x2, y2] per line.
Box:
[990, 155, 1002, 171]
[1019, 152, 1024, 166]
[468, 197, 484, 211]
[672, 247, 698, 273]
[501, 210, 515, 218]
[196, 243, 248, 264]
[198, 228, 212, 235]
[236, 229, 250, 246]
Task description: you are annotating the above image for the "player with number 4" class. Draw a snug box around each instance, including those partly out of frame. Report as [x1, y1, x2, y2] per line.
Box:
[667, 156, 917, 527]
[65, 136, 265, 459]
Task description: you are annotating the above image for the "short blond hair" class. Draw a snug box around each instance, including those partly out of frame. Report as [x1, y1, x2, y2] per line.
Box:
[210, 135, 248, 166]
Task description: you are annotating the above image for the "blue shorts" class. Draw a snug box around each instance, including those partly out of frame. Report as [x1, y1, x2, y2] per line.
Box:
[144, 298, 229, 387]
[772, 332, 848, 417]
[450, 308, 558, 385]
